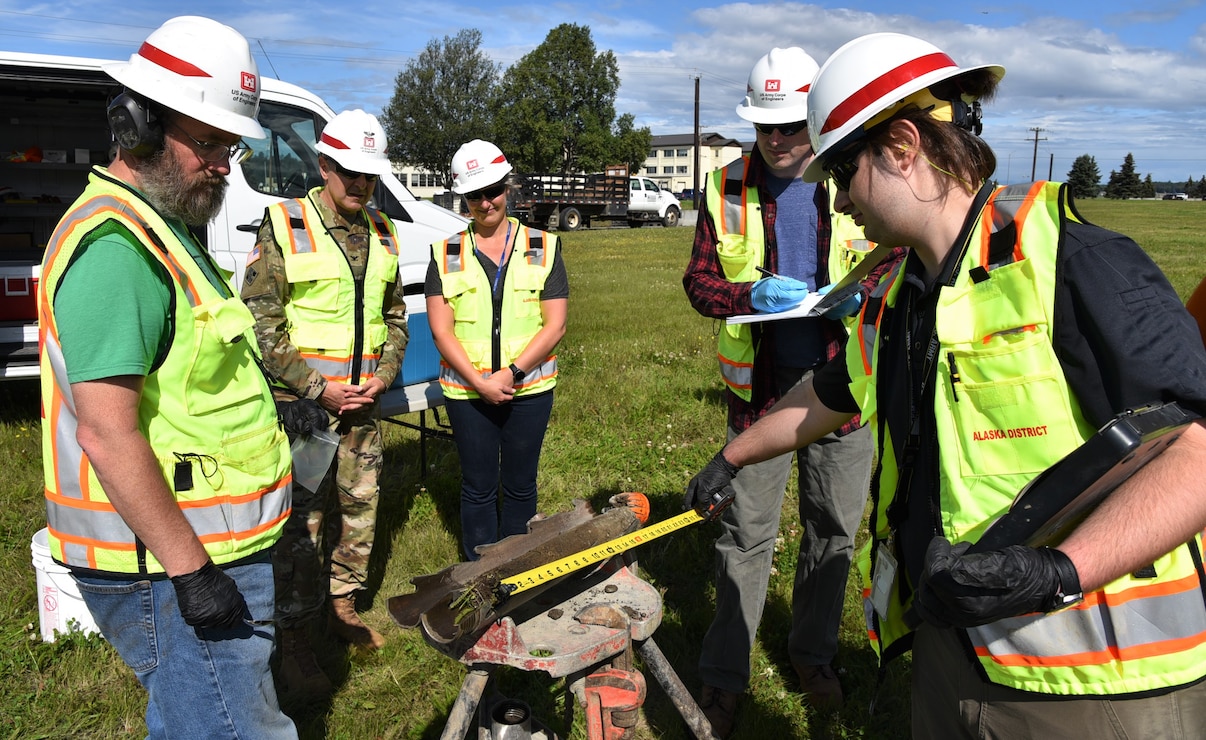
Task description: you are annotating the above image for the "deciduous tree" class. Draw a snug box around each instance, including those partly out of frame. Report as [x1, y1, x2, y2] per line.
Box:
[382, 29, 500, 188]
[491, 24, 646, 174]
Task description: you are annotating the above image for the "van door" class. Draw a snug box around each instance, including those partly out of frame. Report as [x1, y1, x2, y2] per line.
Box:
[209, 98, 325, 288]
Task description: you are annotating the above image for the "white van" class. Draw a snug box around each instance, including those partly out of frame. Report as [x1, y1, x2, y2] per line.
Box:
[0, 51, 462, 414]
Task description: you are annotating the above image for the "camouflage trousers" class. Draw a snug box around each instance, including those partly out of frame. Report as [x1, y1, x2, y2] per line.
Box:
[273, 414, 383, 627]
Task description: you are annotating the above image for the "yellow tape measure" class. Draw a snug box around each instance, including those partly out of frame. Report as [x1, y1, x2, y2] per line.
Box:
[498, 509, 705, 598]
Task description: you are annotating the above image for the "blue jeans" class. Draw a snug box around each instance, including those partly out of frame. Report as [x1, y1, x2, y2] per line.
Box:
[445, 390, 555, 560]
[74, 554, 297, 740]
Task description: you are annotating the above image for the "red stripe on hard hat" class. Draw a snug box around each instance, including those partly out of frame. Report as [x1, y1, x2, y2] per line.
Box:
[137, 42, 210, 78]
[798, 83, 811, 93]
[491, 155, 507, 164]
[821, 52, 957, 135]
[320, 133, 351, 150]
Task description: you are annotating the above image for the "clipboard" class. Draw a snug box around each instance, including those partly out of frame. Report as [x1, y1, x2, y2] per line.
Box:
[726, 243, 896, 325]
[969, 402, 1199, 553]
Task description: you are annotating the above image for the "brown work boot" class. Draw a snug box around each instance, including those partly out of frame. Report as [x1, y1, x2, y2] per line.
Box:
[795, 662, 843, 711]
[276, 626, 332, 706]
[699, 684, 740, 739]
[328, 594, 385, 650]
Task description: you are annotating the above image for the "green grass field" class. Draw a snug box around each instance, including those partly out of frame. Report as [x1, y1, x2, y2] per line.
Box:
[0, 198, 1201, 739]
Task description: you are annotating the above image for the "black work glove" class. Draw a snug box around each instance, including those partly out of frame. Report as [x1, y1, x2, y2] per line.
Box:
[682, 450, 741, 522]
[171, 561, 248, 630]
[276, 398, 330, 436]
[912, 536, 1082, 629]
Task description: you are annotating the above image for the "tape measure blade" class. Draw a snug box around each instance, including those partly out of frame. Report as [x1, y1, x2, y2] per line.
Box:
[501, 509, 704, 596]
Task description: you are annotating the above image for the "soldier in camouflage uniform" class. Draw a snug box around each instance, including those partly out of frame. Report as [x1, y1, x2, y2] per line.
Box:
[241, 110, 406, 704]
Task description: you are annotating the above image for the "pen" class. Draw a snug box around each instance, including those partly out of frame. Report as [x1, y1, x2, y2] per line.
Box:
[755, 266, 789, 281]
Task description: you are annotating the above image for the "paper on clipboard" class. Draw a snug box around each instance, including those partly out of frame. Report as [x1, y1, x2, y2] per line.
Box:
[726, 243, 895, 325]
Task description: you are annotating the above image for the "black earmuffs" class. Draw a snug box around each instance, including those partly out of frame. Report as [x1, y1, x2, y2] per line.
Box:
[106, 92, 164, 157]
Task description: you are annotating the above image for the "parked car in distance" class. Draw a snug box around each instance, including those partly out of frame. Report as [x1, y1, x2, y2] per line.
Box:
[1163, 193, 1189, 200]
[676, 189, 698, 201]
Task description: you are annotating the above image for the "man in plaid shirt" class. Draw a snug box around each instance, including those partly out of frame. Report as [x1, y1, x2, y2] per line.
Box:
[683, 47, 903, 737]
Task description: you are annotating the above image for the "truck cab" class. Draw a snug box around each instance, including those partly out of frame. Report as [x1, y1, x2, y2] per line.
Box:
[627, 176, 681, 228]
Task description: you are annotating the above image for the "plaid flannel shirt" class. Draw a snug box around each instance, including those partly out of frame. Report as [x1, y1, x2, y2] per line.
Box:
[683, 150, 903, 433]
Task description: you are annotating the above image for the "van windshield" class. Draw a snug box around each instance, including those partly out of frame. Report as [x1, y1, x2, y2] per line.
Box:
[241, 101, 324, 199]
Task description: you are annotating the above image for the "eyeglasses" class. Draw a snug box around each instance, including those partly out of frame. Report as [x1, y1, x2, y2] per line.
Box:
[329, 159, 379, 183]
[824, 142, 867, 192]
[464, 182, 508, 202]
[754, 120, 808, 137]
[170, 122, 251, 164]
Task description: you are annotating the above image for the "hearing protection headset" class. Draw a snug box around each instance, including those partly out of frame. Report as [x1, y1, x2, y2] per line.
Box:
[106, 91, 164, 158]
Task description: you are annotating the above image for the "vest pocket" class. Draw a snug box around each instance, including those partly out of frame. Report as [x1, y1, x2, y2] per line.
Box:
[184, 299, 263, 416]
[716, 233, 759, 282]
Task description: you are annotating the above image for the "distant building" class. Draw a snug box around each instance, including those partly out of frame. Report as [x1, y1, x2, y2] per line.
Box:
[644, 133, 746, 194]
[392, 164, 447, 202]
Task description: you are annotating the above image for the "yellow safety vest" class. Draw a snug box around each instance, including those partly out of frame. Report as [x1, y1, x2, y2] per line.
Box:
[850, 182, 1206, 695]
[268, 191, 399, 385]
[705, 155, 874, 400]
[433, 218, 558, 400]
[39, 169, 291, 574]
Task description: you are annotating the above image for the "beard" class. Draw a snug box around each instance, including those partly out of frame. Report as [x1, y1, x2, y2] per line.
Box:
[138, 144, 228, 226]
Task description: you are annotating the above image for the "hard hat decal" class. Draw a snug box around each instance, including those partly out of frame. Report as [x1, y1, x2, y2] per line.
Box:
[491, 155, 507, 165]
[821, 51, 957, 136]
[765, 79, 781, 92]
[798, 84, 811, 93]
[240, 72, 257, 93]
[320, 133, 351, 150]
[466, 159, 480, 171]
[363, 135, 375, 149]
[137, 42, 210, 78]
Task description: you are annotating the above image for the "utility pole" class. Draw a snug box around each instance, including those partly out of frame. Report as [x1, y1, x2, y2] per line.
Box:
[693, 74, 701, 209]
[1029, 127, 1047, 180]
[1048, 152, 1054, 181]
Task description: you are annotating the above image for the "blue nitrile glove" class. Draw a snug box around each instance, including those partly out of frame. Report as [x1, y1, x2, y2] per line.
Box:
[750, 276, 810, 313]
[818, 283, 863, 320]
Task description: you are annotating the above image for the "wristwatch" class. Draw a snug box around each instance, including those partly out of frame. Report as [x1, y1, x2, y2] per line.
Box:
[508, 363, 526, 383]
[1044, 547, 1084, 611]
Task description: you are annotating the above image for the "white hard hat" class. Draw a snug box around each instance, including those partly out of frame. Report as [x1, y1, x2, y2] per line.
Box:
[803, 33, 1004, 182]
[735, 47, 820, 125]
[450, 139, 512, 194]
[103, 16, 265, 140]
[316, 109, 392, 176]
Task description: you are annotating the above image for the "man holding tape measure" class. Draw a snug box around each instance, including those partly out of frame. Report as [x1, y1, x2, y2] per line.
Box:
[685, 32, 1206, 738]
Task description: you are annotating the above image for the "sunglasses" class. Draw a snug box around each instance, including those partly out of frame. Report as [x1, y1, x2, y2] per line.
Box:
[824, 142, 867, 192]
[329, 158, 379, 183]
[464, 182, 508, 202]
[754, 120, 808, 137]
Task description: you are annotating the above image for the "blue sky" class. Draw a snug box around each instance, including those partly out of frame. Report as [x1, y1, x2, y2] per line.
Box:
[3, 1, 1206, 183]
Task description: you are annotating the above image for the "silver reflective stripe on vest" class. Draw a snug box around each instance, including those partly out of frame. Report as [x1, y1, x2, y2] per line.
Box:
[367, 210, 397, 255]
[304, 355, 376, 381]
[859, 260, 904, 371]
[968, 582, 1206, 667]
[718, 354, 752, 395]
[988, 183, 1034, 233]
[283, 200, 317, 254]
[719, 160, 746, 237]
[445, 233, 464, 273]
[440, 355, 558, 391]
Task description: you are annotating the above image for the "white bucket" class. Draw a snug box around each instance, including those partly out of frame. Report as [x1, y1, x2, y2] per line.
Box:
[31, 528, 100, 642]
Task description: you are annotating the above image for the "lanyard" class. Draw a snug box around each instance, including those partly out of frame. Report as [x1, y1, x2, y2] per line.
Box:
[470, 221, 513, 294]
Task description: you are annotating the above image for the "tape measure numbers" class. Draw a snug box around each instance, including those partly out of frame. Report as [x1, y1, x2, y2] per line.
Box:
[496, 509, 705, 600]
